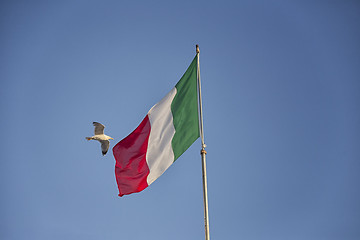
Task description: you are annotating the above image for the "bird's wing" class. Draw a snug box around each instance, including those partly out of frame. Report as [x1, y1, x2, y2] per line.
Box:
[100, 140, 110, 156]
[93, 122, 105, 135]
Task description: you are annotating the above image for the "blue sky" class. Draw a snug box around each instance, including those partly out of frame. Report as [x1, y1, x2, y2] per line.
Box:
[1, 1, 359, 239]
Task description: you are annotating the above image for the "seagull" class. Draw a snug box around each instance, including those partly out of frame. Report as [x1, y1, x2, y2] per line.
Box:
[86, 122, 114, 156]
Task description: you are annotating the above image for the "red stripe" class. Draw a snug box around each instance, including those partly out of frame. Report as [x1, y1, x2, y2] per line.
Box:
[113, 115, 151, 197]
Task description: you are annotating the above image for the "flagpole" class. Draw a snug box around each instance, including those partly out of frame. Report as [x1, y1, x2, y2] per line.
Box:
[196, 44, 210, 240]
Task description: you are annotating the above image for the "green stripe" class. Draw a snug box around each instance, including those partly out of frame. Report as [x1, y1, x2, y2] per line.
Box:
[171, 55, 200, 160]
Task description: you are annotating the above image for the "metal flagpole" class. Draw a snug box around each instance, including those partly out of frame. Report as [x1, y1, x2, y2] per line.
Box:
[196, 44, 210, 240]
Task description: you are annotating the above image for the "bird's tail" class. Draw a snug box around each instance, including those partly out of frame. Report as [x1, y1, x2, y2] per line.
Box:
[86, 137, 92, 141]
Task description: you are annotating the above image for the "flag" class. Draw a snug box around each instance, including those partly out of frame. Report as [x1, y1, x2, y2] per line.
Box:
[113, 55, 200, 197]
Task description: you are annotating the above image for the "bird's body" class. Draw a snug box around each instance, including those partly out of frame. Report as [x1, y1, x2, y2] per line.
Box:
[86, 122, 113, 155]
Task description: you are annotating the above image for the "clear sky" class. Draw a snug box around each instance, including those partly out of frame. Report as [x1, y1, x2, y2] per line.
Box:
[1, 1, 359, 239]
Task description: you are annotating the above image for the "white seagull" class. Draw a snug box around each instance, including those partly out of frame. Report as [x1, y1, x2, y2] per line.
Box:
[86, 122, 114, 156]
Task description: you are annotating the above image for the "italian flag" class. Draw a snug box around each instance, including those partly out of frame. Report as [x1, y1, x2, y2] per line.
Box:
[113, 55, 200, 197]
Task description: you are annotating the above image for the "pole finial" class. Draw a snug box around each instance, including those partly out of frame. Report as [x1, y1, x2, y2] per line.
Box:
[196, 44, 200, 54]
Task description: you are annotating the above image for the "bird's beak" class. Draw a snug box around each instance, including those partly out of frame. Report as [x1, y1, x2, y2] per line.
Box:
[110, 137, 114, 140]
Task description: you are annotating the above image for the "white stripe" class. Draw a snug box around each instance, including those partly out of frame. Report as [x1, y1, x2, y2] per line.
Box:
[146, 88, 177, 185]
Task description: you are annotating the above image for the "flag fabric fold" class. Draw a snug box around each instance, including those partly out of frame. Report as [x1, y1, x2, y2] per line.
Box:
[113, 55, 200, 197]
